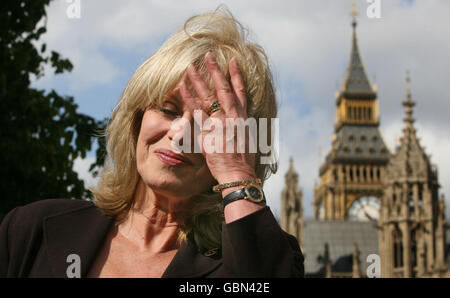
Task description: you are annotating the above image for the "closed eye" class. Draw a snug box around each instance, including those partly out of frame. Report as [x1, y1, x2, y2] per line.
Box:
[159, 99, 181, 117]
[160, 108, 180, 117]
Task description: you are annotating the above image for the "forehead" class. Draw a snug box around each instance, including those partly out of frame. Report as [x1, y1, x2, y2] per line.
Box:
[166, 85, 182, 101]
[165, 79, 199, 104]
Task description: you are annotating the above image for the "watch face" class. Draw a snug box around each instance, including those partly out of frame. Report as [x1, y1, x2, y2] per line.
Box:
[245, 185, 264, 203]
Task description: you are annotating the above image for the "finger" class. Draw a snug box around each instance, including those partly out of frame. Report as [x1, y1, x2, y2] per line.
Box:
[186, 64, 218, 112]
[182, 75, 225, 120]
[179, 79, 209, 154]
[204, 52, 238, 115]
[180, 77, 230, 155]
[178, 78, 208, 121]
[180, 76, 226, 124]
[178, 76, 199, 112]
[229, 57, 247, 113]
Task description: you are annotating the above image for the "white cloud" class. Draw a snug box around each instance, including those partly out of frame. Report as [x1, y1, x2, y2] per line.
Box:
[31, 0, 121, 91]
[73, 156, 99, 189]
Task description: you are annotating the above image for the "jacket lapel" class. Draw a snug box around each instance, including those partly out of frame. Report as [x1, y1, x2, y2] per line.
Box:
[43, 204, 114, 277]
[162, 235, 222, 278]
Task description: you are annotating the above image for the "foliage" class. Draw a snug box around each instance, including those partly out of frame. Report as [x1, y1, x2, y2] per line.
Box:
[0, 0, 106, 219]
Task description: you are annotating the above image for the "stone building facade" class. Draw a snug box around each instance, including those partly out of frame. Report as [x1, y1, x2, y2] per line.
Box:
[379, 75, 448, 277]
[280, 9, 449, 278]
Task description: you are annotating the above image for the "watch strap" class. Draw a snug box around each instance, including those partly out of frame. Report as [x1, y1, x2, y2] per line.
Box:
[222, 186, 266, 208]
[222, 188, 246, 208]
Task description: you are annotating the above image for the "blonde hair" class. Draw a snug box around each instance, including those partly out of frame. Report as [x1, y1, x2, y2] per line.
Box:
[91, 6, 278, 253]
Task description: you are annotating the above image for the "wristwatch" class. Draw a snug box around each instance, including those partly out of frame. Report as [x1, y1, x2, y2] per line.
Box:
[222, 183, 266, 208]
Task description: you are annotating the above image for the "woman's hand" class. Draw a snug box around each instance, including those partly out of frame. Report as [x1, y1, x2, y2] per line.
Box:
[179, 52, 257, 189]
[180, 52, 265, 222]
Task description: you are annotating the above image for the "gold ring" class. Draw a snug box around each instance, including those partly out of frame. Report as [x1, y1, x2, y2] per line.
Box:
[207, 101, 222, 115]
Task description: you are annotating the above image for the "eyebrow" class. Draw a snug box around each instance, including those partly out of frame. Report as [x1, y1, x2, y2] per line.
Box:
[166, 87, 183, 104]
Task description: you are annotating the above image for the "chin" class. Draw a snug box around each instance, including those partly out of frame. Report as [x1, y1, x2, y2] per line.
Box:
[137, 157, 214, 200]
[139, 170, 192, 198]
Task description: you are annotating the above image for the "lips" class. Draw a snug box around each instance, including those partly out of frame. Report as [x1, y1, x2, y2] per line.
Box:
[154, 148, 191, 166]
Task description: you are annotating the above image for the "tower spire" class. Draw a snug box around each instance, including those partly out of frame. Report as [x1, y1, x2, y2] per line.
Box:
[339, 0, 374, 97]
[285, 156, 298, 184]
[351, 0, 358, 28]
[281, 156, 304, 251]
[403, 71, 416, 128]
[406, 70, 412, 100]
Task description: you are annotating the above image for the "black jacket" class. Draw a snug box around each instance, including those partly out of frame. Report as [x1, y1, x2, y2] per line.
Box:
[0, 199, 304, 277]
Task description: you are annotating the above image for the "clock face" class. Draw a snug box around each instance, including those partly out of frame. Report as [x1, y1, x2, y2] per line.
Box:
[348, 196, 380, 221]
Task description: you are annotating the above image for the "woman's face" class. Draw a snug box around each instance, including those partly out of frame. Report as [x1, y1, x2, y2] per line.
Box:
[135, 83, 216, 202]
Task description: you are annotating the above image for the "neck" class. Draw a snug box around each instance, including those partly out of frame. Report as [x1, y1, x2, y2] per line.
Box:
[117, 179, 193, 253]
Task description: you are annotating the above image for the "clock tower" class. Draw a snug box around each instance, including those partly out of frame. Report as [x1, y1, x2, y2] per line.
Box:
[313, 8, 390, 220]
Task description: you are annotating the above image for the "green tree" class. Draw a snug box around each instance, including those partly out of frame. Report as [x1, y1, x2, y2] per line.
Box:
[0, 0, 106, 219]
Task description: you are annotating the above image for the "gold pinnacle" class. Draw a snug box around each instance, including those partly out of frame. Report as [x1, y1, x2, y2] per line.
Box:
[351, 0, 358, 21]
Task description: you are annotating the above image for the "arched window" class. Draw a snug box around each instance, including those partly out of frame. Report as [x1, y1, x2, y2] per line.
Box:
[411, 229, 417, 268]
[408, 187, 414, 212]
[423, 242, 427, 270]
[368, 107, 372, 120]
[348, 106, 352, 120]
[418, 184, 423, 206]
[358, 107, 362, 120]
[393, 228, 403, 268]
[350, 167, 354, 181]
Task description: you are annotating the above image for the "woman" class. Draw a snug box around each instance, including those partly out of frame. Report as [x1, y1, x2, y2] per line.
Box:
[0, 8, 304, 278]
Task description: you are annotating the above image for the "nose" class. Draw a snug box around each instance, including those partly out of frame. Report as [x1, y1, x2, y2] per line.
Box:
[167, 111, 196, 153]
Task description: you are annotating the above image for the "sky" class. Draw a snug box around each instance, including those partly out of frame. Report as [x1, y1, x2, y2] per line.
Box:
[32, 0, 450, 220]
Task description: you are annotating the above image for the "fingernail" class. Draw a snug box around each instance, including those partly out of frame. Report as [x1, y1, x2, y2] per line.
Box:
[206, 52, 215, 61]
[187, 64, 196, 73]
[179, 80, 185, 90]
[231, 57, 239, 67]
